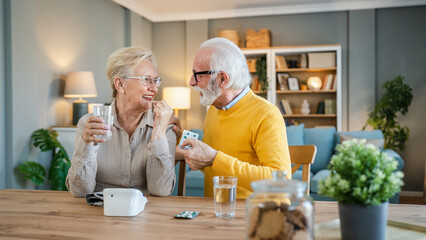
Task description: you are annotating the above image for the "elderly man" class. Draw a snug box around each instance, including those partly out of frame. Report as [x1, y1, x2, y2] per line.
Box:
[176, 38, 291, 198]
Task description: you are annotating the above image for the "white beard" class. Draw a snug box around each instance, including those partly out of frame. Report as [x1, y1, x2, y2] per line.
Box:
[194, 78, 221, 107]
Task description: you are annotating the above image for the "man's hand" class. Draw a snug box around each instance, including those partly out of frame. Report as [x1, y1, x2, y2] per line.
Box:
[175, 138, 218, 171]
[169, 115, 182, 140]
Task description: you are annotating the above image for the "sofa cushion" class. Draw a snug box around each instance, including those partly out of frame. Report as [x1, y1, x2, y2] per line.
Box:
[291, 169, 313, 181]
[310, 169, 330, 193]
[335, 130, 383, 148]
[185, 170, 204, 189]
[340, 134, 385, 151]
[286, 124, 305, 146]
[304, 127, 336, 174]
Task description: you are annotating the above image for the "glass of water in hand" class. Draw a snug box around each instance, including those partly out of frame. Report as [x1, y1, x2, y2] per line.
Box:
[92, 105, 113, 140]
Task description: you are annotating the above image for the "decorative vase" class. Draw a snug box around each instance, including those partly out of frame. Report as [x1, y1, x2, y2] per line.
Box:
[338, 202, 388, 240]
[301, 100, 310, 115]
[300, 54, 307, 68]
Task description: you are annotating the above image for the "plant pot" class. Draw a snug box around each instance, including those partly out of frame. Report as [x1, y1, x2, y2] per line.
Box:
[338, 202, 388, 240]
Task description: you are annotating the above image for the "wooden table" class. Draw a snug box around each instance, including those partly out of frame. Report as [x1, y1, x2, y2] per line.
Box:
[0, 189, 424, 239]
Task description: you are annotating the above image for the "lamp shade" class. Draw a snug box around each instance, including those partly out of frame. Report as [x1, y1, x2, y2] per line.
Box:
[64, 71, 98, 98]
[163, 87, 191, 109]
[307, 76, 322, 90]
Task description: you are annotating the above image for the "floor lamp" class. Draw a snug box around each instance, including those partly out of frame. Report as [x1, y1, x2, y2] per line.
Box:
[64, 71, 98, 125]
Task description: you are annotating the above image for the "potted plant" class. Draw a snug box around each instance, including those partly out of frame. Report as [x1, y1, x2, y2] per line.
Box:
[18, 128, 71, 190]
[318, 139, 404, 240]
[363, 75, 413, 152]
[255, 56, 268, 92]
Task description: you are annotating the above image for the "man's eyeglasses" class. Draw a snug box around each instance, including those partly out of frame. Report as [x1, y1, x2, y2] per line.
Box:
[126, 75, 162, 87]
[192, 70, 217, 83]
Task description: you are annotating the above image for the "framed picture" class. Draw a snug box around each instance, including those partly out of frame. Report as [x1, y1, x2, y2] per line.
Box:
[277, 73, 290, 90]
[288, 77, 300, 90]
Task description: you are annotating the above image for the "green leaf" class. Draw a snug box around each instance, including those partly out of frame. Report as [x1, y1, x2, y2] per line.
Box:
[31, 129, 62, 152]
[255, 56, 268, 92]
[18, 161, 46, 186]
[48, 149, 71, 191]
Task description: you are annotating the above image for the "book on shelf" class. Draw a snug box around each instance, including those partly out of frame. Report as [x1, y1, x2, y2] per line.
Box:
[324, 99, 336, 114]
[332, 74, 338, 90]
[275, 55, 288, 69]
[281, 99, 293, 115]
[278, 101, 286, 114]
[322, 74, 334, 90]
[316, 101, 325, 114]
[308, 52, 336, 68]
[277, 73, 289, 90]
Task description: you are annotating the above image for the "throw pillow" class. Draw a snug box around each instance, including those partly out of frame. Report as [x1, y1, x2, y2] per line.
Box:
[340, 134, 385, 150]
[286, 124, 305, 146]
[304, 127, 336, 174]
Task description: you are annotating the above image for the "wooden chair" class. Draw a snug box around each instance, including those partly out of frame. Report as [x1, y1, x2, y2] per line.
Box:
[175, 158, 186, 196]
[289, 145, 317, 194]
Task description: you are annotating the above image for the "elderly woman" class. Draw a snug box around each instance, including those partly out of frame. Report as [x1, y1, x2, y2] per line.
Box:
[66, 47, 176, 197]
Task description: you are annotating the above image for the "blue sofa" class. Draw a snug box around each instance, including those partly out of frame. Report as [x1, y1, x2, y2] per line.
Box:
[173, 125, 404, 203]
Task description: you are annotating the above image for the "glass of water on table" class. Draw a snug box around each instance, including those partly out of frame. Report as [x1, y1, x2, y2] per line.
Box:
[213, 176, 238, 218]
[92, 105, 113, 140]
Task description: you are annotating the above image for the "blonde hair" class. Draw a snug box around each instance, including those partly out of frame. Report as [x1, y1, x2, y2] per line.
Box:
[106, 46, 157, 98]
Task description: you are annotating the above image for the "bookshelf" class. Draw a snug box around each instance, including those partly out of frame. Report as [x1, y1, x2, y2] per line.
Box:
[242, 45, 342, 130]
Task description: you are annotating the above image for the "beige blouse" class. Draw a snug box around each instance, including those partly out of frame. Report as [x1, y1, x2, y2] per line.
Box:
[66, 101, 176, 197]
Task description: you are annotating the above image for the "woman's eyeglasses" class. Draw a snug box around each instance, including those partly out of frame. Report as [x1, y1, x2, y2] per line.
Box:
[126, 75, 161, 87]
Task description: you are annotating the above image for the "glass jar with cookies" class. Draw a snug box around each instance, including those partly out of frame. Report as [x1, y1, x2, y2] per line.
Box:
[246, 171, 314, 240]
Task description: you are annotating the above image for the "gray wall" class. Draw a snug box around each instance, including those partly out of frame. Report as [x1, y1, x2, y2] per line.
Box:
[4, 0, 126, 189]
[185, 20, 209, 130]
[130, 12, 152, 49]
[376, 6, 426, 191]
[0, 0, 5, 189]
[348, 10, 376, 131]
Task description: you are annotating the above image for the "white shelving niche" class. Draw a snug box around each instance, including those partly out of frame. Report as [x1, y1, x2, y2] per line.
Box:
[242, 45, 342, 131]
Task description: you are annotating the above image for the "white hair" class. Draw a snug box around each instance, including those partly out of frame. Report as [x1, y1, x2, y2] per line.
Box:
[200, 38, 252, 90]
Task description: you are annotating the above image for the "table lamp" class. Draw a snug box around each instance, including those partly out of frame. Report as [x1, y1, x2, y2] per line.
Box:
[64, 71, 98, 125]
[307, 76, 322, 90]
[162, 87, 191, 117]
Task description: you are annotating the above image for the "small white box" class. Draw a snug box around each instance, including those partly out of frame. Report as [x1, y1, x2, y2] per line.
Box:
[308, 52, 336, 68]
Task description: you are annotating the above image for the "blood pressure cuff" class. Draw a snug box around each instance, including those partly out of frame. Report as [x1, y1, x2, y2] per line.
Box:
[86, 192, 104, 206]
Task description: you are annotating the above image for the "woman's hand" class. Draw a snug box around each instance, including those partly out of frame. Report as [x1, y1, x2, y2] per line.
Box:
[81, 116, 108, 144]
[151, 100, 173, 142]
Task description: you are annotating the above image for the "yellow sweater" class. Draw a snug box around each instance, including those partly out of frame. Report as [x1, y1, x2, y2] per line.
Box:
[203, 90, 291, 198]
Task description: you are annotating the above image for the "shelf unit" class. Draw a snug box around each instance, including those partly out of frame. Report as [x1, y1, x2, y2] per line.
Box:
[242, 48, 271, 100]
[242, 45, 342, 130]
